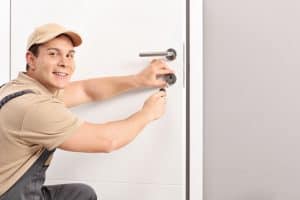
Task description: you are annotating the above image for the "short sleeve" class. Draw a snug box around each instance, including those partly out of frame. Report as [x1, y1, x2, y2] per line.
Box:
[21, 98, 84, 150]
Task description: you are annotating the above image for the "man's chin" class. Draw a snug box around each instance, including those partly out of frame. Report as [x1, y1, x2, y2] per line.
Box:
[52, 82, 68, 90]
[55, 79, 70, 88]
[56, 84, 67, 89]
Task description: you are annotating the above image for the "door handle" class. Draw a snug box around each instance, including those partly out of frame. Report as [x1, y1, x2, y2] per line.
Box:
[139, 48, 177, 61]
[139, 48, 177, 89]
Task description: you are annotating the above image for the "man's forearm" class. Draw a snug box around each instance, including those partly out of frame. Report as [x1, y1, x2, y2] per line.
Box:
[96, 109, 151, 151]
[60, 90, 165, 153]
[82, 75, 142, 101]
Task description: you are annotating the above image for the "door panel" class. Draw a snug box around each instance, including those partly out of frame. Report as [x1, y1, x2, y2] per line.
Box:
[11, 0, 186, 199]
[0, 0, 10, 84]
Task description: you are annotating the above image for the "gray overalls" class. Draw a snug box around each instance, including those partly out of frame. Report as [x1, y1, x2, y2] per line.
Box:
[0, 89, 97, 200]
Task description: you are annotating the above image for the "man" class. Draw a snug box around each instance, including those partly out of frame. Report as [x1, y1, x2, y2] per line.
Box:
[0, 23, 174, 200]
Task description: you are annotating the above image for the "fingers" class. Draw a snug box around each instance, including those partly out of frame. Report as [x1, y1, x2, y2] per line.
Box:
[144, 59, 175, 88]
[157, 68, 174, 75]
[151, 59, 158, 64]
[155, 79, 168, 88]
[151, 59, 174, 74]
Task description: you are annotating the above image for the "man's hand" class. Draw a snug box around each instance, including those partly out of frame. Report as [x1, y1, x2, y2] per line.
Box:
[135, 59, 175, 88]
[141, 90, 167, 121]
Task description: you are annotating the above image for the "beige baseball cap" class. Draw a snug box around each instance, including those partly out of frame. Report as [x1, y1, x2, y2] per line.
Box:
[27, 23, 82, 50]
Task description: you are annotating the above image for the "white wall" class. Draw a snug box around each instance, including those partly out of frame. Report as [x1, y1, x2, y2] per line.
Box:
[0, 0, 10, 84]
[204, 0, 300, 199]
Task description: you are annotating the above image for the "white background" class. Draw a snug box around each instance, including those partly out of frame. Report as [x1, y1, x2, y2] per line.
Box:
[0, 1, 10, 84]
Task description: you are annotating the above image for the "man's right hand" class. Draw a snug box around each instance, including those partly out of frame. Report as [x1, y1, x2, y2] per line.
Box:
[141, 90, 167, 121]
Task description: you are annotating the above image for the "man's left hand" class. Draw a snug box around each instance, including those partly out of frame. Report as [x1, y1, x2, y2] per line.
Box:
[135, 59, 175, 88]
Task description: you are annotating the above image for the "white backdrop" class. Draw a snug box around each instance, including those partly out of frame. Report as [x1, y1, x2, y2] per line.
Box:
[0, 1, 10, 84]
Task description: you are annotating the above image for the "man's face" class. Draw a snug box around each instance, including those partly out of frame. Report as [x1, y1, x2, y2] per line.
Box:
[27, 35, 76, 92]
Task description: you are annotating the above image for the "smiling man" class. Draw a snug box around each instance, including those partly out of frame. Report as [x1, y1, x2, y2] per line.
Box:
[0, 23, 173, 200]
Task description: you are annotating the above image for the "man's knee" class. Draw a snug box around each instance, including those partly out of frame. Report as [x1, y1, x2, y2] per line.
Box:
[76, 183, 97, 200]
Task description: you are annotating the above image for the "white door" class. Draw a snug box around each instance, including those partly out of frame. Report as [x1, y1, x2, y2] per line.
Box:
[0, 0, 10, 85]
[11, 0, 186, 199]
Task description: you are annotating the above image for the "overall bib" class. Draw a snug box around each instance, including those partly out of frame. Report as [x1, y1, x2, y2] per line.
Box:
[0, 89, 97, 200]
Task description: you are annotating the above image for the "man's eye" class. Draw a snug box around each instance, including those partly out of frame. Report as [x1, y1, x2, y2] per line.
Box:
[49, 52, 57, 56]
[67, 54, 74, 59]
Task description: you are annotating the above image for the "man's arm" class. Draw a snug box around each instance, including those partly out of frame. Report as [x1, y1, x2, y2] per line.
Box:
[63, 59, 173, 107]
[63, 75, 140, 107]
[59, 90, 166, 152]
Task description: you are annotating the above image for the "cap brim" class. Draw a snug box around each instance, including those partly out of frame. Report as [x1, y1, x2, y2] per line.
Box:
[63, 31, 82, 47]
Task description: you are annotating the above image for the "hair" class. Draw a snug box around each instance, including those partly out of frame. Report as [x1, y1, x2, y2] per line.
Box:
[26, 44, 41, 71]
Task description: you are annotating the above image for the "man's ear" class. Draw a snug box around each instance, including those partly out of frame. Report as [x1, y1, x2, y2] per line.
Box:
[26, 51, 36, 71]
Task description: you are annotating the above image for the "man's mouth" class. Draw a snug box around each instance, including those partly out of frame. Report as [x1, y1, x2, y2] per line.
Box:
[53, 72, 68, 78]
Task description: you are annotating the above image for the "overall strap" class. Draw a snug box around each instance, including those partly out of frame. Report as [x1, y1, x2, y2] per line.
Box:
[0, 90, 35, 110]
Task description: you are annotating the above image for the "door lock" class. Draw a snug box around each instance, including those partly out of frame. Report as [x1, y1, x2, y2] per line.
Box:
[159, 73, 177, 85]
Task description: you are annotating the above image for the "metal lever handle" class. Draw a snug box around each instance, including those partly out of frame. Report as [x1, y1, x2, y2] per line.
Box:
[139, 48, 176, 61]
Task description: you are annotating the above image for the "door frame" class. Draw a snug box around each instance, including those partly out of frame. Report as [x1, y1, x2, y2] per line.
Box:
[188, 0, 203, 200]
[186, 0, 191, 199]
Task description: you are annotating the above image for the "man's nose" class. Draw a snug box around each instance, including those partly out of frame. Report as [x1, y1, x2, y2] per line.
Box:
[58, 56, 69, 67]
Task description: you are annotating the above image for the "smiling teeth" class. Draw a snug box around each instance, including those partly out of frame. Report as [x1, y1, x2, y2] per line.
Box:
[54, 72, 67, 76]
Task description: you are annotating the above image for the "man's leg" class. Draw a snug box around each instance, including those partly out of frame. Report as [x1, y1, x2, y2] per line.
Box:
[42, 183, 97, 200]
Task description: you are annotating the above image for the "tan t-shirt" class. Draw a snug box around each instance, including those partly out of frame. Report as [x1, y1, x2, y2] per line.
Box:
[0, 72, 83, 195]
